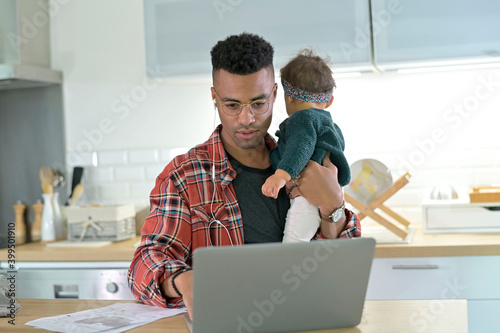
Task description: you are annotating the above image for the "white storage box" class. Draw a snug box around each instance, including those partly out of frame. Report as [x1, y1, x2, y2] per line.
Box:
[423, 200, 500, 234]
[66, 205, 136, 241]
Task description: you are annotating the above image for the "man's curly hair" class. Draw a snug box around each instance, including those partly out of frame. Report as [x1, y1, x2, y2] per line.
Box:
[211, 32, 274, 77]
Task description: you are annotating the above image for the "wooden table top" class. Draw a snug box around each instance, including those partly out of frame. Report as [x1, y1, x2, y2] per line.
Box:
[0, 298, 467, 333]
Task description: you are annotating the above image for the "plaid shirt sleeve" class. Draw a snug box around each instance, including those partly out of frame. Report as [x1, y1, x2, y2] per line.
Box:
[127, 165, 193, 308]
[314, 209, 361, 240]
[337, 209, 361, 238]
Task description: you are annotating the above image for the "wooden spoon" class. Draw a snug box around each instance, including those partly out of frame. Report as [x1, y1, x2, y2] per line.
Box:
[39, 166, 54, 194]
[69, 183, 84, 206]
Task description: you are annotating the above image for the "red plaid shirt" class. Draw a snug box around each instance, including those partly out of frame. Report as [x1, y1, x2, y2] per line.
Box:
[128, 126, 361, 308]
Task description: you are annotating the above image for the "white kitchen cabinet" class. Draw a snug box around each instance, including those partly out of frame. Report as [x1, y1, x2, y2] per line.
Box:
[468, 300, 500, 333]
[423, 201, 500, 234]
[366, 256, 500, 332]
[371, 0, 500, 70]
[143, 0, 372, 77]
[144, 0, 500, 76]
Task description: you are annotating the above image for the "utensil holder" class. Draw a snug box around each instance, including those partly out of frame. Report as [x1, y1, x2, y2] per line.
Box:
[53, 192, 65, 239]
[41, 193, 56, 241]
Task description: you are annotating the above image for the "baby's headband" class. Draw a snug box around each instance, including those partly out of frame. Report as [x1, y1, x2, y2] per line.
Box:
[281, 79, 332, 103]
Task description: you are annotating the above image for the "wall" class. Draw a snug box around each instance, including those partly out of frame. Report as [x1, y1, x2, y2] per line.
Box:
[0, 85, 66, 231]
[50, 0, 500, 224]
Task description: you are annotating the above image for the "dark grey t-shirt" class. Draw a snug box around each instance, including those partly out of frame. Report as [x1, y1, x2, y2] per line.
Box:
[228, 154, 290, 244]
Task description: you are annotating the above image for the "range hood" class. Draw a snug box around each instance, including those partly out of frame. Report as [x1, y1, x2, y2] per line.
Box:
[0, 0, 62, 90]
[0, 64, 62, 90]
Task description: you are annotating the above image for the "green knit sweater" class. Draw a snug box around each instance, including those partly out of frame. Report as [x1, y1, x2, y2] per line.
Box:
[270, 108, 351, 186]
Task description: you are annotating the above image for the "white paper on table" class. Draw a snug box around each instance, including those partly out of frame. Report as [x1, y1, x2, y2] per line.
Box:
[25, 302, 188, 333]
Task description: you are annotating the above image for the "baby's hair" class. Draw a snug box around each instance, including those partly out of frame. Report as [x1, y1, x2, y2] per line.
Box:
[280, 49, 336, 95]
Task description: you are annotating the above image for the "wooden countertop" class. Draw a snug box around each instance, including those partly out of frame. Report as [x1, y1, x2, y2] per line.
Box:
[374, 225, 500, 257]
[1, 237, 139, 262]
[2, 226, 500, 262]
[0, 299, 467, 333]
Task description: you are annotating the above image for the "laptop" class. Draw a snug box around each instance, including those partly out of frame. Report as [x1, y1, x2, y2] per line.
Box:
[185, 237, 375, 333]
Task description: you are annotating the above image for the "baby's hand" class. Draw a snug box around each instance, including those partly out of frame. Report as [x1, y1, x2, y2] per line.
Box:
[262, 174, 288, 199]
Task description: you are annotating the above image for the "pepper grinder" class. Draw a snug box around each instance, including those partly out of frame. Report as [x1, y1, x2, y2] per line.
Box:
[13, 201, 27, 245]
[32, 200, 44, 242]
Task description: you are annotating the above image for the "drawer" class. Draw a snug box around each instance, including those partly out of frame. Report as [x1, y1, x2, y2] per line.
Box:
[468, 299, 500, 333]
[366, 256, 500, 300]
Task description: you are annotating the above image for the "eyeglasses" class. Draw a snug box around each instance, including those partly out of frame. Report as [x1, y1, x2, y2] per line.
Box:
[212, 86, 275, 116]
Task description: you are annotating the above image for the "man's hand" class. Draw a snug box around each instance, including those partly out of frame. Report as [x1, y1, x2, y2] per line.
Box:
[289, 154, 343, 213]
[287, 153, 346, 238]
[176, 270, 194, 320]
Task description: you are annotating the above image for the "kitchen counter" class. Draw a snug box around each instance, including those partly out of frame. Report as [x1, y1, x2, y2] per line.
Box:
[2, 226, 500, 262]
[1, 236, 139, 262]
[0, 298, 467, 332]
[374, 226, 500, 257]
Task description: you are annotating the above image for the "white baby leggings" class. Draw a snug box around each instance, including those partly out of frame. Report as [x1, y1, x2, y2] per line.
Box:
[282, 196, 321, 243]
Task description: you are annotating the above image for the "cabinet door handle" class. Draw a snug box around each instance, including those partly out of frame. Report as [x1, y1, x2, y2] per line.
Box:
[392, 264, 439, 270]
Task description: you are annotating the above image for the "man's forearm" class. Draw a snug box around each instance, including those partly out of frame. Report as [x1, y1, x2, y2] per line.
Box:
[161, 269, 191, 299]
[161, 275, 178, 299]
[161, 269, 194, 319]
[319, 211, 348, 238]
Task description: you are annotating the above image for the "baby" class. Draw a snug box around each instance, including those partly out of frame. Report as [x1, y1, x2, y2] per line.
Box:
[261, 49, 350, 242]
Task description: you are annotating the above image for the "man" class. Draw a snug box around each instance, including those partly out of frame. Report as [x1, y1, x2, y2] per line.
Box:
[128, 33, 361, 319]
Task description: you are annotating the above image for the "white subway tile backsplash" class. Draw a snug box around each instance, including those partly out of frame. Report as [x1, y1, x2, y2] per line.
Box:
[98, 183, 130, 203]
[129, 199, 150, 209]
[130, 181, 155, 200]
[129, 149, 160, 164]
[412, 168, 476, 188]
[161, 148, 189, 163]
[77, 183, 100, 205]
[494, 153, 500, 167]
[66, 143, 498, 211]
[97, 150, 128, 165]
[66, 151, 94, 167]
[115, 166, 145, 181]
[417, 148, 500, 169]
[87, 166, 115, 182]
[160, 149, 174, 163]
[348, 148, 500, 178]
[473, 167, 500, 186]
[384, 188, 426, 207]
[146, 164, 166, 180]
